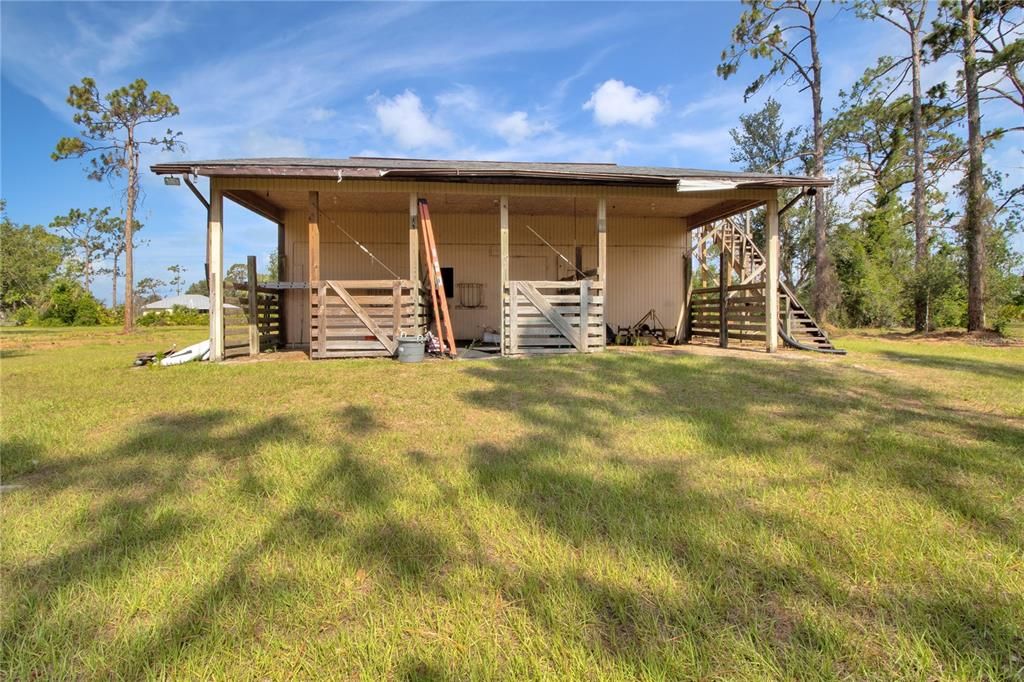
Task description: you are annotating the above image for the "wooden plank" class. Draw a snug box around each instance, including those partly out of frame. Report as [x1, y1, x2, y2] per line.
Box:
[329, 281, 398, 355]
[580, 279, 591, 351]
[518, 281, 583, 352]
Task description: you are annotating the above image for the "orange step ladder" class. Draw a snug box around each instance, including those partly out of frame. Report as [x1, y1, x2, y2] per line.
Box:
[417, 199, 457, 358]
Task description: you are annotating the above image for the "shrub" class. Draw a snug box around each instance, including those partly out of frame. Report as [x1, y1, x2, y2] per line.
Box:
[137, 305, 208, 327]
[34, 279, 107, 326]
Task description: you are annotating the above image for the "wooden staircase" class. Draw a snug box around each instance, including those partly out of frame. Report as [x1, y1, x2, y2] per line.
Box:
[702, 218, 843, 354]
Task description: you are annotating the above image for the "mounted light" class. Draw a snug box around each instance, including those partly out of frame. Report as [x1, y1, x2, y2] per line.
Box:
[163, 176, 181, 186]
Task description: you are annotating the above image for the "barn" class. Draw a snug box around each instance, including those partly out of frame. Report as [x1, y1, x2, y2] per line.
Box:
[150, 157, 837, 360]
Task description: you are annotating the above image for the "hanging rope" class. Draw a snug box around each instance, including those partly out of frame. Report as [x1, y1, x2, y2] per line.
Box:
[317, 209, 402, 279]
[523, 223, 590, 280]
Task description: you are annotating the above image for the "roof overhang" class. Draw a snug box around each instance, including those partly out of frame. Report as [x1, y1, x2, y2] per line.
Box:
[151, 157, 832, 190]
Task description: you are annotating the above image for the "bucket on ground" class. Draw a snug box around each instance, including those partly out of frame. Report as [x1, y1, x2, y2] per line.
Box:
[396, 335, 426, 363]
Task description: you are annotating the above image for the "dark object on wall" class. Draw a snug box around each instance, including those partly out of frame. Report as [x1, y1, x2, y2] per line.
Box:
[441, 267, 454, 298]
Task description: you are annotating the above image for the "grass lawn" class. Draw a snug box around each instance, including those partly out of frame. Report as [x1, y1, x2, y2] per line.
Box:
[1, 326, 1022, 679]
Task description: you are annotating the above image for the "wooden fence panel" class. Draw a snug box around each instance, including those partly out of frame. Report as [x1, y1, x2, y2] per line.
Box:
[310, 279, 427, 359]
[503, 280, 604, 356]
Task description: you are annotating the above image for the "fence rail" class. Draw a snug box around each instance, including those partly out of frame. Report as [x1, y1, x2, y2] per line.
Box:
[504, 280, 605, 355]
[310, 279, 427, 359]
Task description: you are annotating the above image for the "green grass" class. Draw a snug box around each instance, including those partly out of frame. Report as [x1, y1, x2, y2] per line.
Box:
[2, 327, 1022, 680]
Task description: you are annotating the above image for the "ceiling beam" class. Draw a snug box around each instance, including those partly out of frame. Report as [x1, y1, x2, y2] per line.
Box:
[224, 189, 285, 223]
[684, 199, 764, 231]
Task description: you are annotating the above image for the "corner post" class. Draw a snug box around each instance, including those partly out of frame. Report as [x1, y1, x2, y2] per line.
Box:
[719, 240, 729, 349]
[500, 195, 509, 356]
[597, 197, 607, 283]
[277, 221, 287, 347]
[409, 193, 420, 326]
[247, 255, 258, 357]
[765, 196, 780, 352]
[208, 185, 224, 361]
[675, 221, 692, 343]
[308, 191, 320, 357]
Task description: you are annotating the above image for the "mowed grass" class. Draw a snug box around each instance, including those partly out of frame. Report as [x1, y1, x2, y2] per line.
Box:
[1, 327, 1022, 680]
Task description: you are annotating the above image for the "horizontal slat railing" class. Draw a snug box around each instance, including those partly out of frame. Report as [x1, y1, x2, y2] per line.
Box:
[225, 280, 285, 358]
[310, 280, 426, 359]
[504, 280, 604, 355]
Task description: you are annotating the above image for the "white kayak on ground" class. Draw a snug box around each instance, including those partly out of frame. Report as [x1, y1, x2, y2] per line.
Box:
[160, 339, 211, 366]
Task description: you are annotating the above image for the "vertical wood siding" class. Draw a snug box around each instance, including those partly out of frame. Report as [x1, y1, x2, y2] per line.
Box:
[281, 208, 685, 344]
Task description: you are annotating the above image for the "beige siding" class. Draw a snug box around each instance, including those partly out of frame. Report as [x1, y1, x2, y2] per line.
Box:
[281, 207, 684, 344]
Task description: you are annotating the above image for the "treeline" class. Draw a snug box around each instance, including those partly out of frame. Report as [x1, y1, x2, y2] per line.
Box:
[0, 200, 281, 327]
[721, 0, 1023, 333]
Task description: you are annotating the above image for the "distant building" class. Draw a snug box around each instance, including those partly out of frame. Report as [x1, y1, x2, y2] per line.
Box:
[141, 294, 239, 313]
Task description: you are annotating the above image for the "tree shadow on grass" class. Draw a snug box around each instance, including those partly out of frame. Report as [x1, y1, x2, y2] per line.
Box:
[1, 410, 304, 676]
[458, 351, 1024, 676]
[876, 348, 1024, 382]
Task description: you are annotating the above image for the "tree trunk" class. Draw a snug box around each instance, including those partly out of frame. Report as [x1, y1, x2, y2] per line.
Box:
[910, 7, 928, 331]
[808, 9, 834, 323]
[124, 133, 137, 333]
[963, 0, 986, 331]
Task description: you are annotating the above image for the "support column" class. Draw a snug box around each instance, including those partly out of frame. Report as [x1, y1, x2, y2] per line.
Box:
[675, 222, 692, 343]
[719, 243, 729, 349]
[247, 255, 258, 357]
[499, 195, 509, 356]
[208, 186, 224, 361]
[597, 198, 607, 283]
[765, 196, 780, 352]
[308, 191, 320, 356]
[409, 193, 420, 327]
[276, 221, 287, 347]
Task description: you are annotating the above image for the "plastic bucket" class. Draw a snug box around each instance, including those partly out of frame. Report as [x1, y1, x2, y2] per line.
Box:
[396, 335, 426, 363]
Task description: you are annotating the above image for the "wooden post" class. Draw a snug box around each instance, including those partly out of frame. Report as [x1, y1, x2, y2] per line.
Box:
[783, 294, 792, 338]
[393, 280, 402, 341]
[719, 246, 729, 349]
[247, 255, 258, 357]
[580, 279, 590, 352]
[509, 281, 518, 355]
[500, 195, 509, 356]
[409, 193, 420, 325]
[317, 282, 326, 358]
[208, 186, 224, 361]
[675, 223, 692, 343]
[277, 221, 287, 347]
[308, 191, 320, 356]
[765, 194, 780, 352]
[597, 198, 607, 283]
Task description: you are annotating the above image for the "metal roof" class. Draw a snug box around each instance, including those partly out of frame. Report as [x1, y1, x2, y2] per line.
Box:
[141, 294, 240, 311]
[150, 156, 831, 189]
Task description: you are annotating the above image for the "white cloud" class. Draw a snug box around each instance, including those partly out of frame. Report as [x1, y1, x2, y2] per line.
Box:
[307, 107, 335, 123]
[493, 111, 551, 144]
[372, 90, 453, 149]
[584, 79, 663, 127]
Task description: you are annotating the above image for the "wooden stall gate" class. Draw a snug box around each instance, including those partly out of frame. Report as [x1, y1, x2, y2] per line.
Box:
[224, 262, 285, 358]
[310, 279, 427, 359]
[504, 280, 605, 355]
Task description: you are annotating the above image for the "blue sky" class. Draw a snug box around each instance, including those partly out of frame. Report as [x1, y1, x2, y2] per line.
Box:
[1, 1, 1019, 302]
